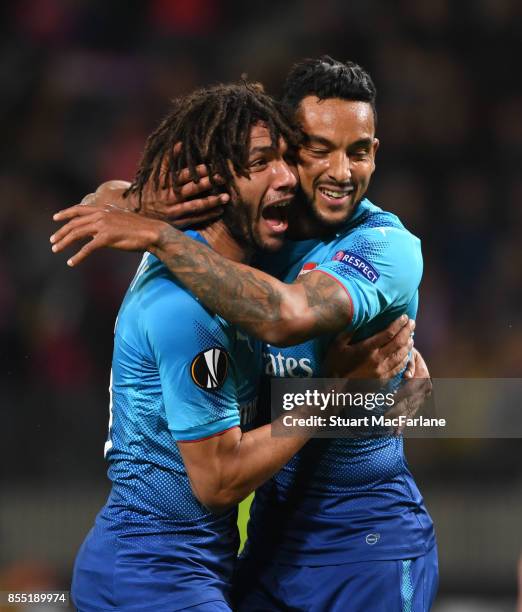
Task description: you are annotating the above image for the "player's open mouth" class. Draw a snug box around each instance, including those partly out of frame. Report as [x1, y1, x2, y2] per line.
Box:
[261, 199, 291, 233]
[317, 185, 354, 206]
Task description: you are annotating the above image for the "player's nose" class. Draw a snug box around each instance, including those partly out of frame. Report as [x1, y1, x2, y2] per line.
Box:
[327, 151, 351, 184]
[273, 160, 298, 191]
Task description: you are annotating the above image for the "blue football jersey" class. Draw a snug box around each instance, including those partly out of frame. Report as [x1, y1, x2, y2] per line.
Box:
[245, 199, 435, 565]
[72, 232, 262, 612]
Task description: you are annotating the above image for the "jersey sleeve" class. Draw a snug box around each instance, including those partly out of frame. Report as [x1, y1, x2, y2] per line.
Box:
[140, 278, 240, 442]
[314, 226, 423, 332]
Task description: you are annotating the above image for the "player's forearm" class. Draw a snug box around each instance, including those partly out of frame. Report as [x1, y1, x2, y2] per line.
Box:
[150, 224, 317, 346]
[198, 424, 309, 513]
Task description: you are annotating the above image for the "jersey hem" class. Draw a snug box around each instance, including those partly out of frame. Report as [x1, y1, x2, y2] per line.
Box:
[178, 424, 240, 443]
[242, 542, 436, 567]
[171, 415, 240, 441]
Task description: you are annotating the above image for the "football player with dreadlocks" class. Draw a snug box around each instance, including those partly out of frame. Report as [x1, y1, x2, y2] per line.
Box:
[68, 82, 312, 612]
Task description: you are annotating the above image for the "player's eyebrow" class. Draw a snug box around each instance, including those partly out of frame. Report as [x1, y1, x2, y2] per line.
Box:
[347, 138, 373, 150]
[304, 135, 374, 151]
[248, 145, 276, 157]
[304, 134, 334, 148]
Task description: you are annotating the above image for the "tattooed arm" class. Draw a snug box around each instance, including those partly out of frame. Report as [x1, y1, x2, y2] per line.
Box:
[151, 225, 352, 346]
[50, 207, 352, 346]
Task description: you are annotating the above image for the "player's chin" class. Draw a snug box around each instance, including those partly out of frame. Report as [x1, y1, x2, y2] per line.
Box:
[314, 193, 357, 225]
[313, 199, 356, 226]
[255, 229, 287, 252]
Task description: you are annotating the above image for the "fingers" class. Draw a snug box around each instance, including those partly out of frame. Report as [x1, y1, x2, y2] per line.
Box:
[386, 378, 433, 435]
[176, 176, 227, 199]
[66, 238, 103, 267]
[403, 347, 421, 379]
[403, 356, 416, 379]
[51, 222, 97, 254]
[172, 176, 215, 201]
[379, 319, 415, 358]
[171, 208, 225, 229]
[139, 178, 229, 220]
[50, 213, 99, 246]
[412, 349, 430, 379]
[174, 164, 219, 186]
[164, 194, 229, 220]
[366, 321, 414, 380]
[159, 142, 201, 183]
[361, 315, 409, 351]
[380, 343, 412, 380]
[381, 337, 413, 371]
[53, 204, 102, 222]
[350, 317, 414, 381]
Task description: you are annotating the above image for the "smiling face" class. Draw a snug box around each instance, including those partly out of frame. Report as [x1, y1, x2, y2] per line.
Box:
[296, 96, 379, 227]
[223, 123, 298, 252]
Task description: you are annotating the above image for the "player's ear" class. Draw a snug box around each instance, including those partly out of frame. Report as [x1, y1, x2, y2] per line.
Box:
[371, 138, 380, 172]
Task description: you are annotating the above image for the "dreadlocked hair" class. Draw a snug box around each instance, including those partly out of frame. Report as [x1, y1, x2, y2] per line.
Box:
[281, 56, 377, 123]
[126, 81, 300, 208]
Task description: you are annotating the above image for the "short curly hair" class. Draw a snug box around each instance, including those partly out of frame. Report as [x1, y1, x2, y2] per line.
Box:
[281, 56, 377, 123]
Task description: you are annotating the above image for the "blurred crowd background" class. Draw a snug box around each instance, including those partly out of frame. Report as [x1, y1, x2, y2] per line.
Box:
[1, 0, 521, 609]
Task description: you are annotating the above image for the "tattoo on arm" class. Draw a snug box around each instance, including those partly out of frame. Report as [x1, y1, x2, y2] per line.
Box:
[152, 225, 351, 343]
[295, 271, 353, 338]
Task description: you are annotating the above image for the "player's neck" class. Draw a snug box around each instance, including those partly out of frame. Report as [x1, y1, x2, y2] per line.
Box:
[199, 220, 251, 263]
[288, 209, 321, 240]
[287, 193, 354, 240]
[288, 200, 332, 240]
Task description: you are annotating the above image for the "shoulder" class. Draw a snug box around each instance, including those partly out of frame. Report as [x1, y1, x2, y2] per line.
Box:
[334, 199, 422, 266]
[317, 202, 422, 307]
[355, 198, 417, 237]
[137, 254, 215, 318]
[344, 225, 422, 267]
[121, 254, 231, 352]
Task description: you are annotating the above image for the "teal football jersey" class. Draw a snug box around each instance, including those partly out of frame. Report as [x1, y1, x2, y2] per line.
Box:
[105, 244, 262, 522]
[72, 232, 262, 612]
[245, 199, 435, 565]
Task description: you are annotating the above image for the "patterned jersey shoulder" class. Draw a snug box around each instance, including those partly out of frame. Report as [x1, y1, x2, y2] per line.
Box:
[314, 199, 423, 332]
[117, 254, 243, 439]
